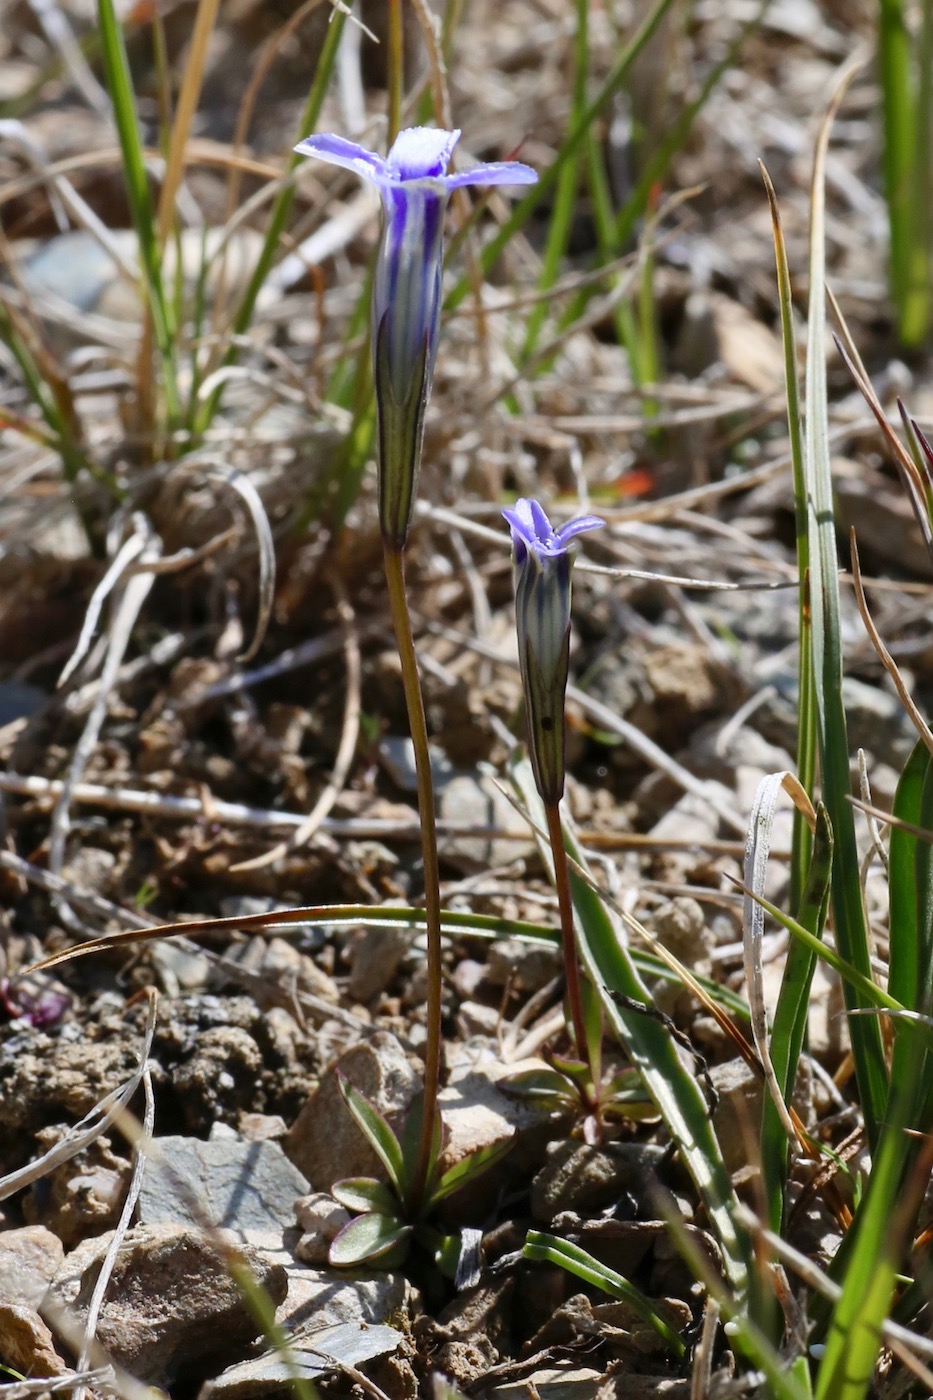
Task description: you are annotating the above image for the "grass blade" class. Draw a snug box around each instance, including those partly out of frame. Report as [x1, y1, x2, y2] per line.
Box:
[96, 0, 180, 429]
[804, 55, 888, 1146]
[523, 1232, 685, 1357]
[509, 753, 748, 1295]
[761, 162, 815, 913]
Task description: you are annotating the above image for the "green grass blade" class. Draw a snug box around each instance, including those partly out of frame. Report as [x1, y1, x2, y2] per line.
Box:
[195, 3, 347, 437]
[524, 1232, 685, 1357]
[444, 0, 680, 315]
[814, 1109, 913, 1399]
[509, 753, 748, 1295]
[96, 0, 180, 428]
[518, 0, 589, 365]
[804, 60, 888, 1145]
[761, 163, 815, 911]
[879, 0, 929, 345]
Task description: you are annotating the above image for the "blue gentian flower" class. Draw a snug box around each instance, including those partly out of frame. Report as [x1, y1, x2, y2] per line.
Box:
[503, 498, 604, 803]
[295, 126, 537, 545]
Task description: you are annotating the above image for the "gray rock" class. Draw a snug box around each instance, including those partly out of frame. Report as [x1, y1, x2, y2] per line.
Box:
[531, 1141, 666, 1223]
[137, 1137, 310, 1243]
[377, 736, 454, 791]
[284, 1032, 419, 1190]
[485, 937, 561, 994]
[42, 1224, 287, 1385]
[199, 1322, 403, 1400]
[0, 1226, 64, 1307]
[348, 925, 410, 1002]
[438, 772, 534, 872]
[276, 1265, 406, 1333]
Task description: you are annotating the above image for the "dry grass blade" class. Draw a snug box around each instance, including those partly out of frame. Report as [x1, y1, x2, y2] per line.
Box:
[49, 521, 162, 927]
[173, 454, 276, 661]
[231, 569, 361, 870]
[849, 530, 933, 760]
[58, 528, 149, 689]
[75, 1057, 156, 1400]
[155, 0, 221, 244]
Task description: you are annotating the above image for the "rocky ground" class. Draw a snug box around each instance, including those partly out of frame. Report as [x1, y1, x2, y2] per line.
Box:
[1, 0, 931, 1396]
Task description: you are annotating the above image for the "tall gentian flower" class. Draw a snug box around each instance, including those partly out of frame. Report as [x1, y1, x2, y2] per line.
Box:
[504, 498, 604, 804]
[294, 126, 537, 545]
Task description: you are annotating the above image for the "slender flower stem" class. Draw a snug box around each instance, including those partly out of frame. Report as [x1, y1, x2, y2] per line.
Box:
[383, 542, 442, 1215]
[544, 799, 595, 1102]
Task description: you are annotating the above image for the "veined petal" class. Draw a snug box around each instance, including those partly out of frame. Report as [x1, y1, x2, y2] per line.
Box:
[293, 133, 390, 184]
[554, 515, 606, 547]
[444, 161, 538, 190]
[387, 126, 461, 180]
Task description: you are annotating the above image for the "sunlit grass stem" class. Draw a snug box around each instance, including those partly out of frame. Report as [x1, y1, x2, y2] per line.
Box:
[382, 542, 442, 1216]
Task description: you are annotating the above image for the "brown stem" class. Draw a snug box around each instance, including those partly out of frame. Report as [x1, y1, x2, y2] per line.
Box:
[545, 799, 594, 1090]
[383, 542, 442, 1215]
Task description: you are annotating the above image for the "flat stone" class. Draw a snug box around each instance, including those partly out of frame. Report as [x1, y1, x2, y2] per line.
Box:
[199, 1322, 403, 1400]
[276, 1265, 406, 1333]
[0, 1226, 64, 1306]
[438, 1058, 556, 1182]
[284, 1032, 419, 1191]
[42, 1224, 286, 1386]
[137, 1137, 310, 1244]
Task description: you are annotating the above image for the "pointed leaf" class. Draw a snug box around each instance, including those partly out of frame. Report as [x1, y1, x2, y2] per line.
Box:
[430, 1137, 515, 1206]
[336, 1074, 406, 1197]
[400, 1091, 443, 1201]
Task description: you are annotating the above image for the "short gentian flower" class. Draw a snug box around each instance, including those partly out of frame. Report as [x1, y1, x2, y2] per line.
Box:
[503, 498, 605, 804]
[295, 126, 537, 546]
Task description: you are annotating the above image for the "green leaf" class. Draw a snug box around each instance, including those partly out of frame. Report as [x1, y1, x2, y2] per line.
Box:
[328, 1213, 413, 1269]
[803, 57, 888, 1146]
[399, 1092, 443, 1206]
[331, 1178, 399, 1216]
[510, 754, 748, 1296]
[500, 1067, 578, 1107]
[523, 1232, 684, 1357]
[336, 1075, 406, 1199]
[96, 0, 180, 426]
[429, 1137, 515, 1206]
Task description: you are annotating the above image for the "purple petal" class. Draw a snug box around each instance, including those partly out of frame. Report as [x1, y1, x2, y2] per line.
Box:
[387, 127, 461, 180]
[554, 515, 605, 546]
[294, 133, 390, 184]
[444, 161, 538, 190]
